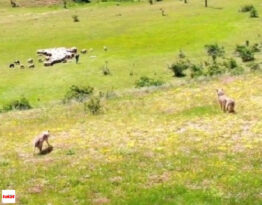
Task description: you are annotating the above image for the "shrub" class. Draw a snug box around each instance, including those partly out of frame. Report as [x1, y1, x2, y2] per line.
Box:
[251, 43, 260, 52]
[103, 67, 111, 76]
[148, 0, 153, 5]
[10, 0, 18, 7]
[250, 8, 259, 18]
[135, 76, 164, 88]
[240, 5, 254, 12]
[190, 64, 204, 78]
[2, 97, 32, 112]
[169, 60, 190, 77]
[205, 44, 225, 63]
[207, 64, 225, 76]
[235, 45, 255, 62]
[178, 50, 186, 59]
[63, 0, 67, 8]
[249, 63, 260, 71]
[66, 149, 75, 155]
[102, 61, 111, 76]
[84, 97, 102, 115]
[230, 66, 244, 75]
[72, 15, 79, 22]
[223, 58, 244, 75]
[64, 85, 94, 103]
[224, 58, 238, 69]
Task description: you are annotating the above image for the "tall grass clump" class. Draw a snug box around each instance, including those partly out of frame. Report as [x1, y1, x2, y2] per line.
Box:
[235, 45, 255, 62]
[72, 15, 79, 22]
[250, 8, 259, 18]
[63, 85, 94, 103]
[135, 76, 164, 88]
[84, 97, 102, 115]
[169, 60, 191, 77]
[190, 64, 204, 78]
[240, 5, 254, 12]
[205, 44, 225, 63]
[2, 97, 32, 112]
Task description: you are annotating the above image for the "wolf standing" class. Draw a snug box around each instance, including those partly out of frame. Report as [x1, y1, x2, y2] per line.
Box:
[216, 89, 235, 113]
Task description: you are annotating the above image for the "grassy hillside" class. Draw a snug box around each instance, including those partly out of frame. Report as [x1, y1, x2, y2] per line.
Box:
[1, 73, 262, 204]
[0, 0, 262, 106]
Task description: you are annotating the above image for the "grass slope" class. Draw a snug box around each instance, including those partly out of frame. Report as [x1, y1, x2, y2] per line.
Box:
[0, 0, 261, 106]
[0, 73, 262, 204]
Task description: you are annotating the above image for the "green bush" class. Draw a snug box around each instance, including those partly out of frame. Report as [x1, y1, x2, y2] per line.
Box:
[135, 76, 164, 88]
[84, 97, 102, 115]
[207, 64, 225, 76]
[169, 60, 190, 77]
[64, 85, 94, 103]
[102, 61, 111, 76]
[205, 44, 225, 63]
[240, 5, 254, 12]
[72, 15, 79, 22]
[251, 43, 260, 52]
[230, 66, 244, 75]
[224, 58, 238, 69]
[103, 67, 111, 76]
[249, 63, 260, 71]
[250, 8, 259, 18]
[2, 97, 32, 112]
[235, 45, 255, 62]
[178, 50, 186, 59]
[190, 64, 204, 78]
[223, 58, 244, 75]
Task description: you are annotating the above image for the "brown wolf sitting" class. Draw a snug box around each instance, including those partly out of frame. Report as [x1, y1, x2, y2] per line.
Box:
[216, 89, 235, 113]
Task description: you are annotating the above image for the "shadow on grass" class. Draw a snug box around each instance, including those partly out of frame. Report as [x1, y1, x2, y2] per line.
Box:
[39, 146, 53, 155]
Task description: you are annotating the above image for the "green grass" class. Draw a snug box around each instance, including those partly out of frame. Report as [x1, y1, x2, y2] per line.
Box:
[0, 0, 262, 106]
[1, 73, 262, 204]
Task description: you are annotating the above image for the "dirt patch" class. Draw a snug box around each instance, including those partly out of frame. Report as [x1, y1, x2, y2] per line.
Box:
[28, 185, 43, 194]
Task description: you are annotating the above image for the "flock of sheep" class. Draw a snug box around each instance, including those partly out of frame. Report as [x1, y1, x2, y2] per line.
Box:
[8, 46, 108, 69]
[9, 58, 34, 69]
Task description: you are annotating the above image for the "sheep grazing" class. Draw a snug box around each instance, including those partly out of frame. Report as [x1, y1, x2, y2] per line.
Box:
[38, 59, 43, 63]
[103, 46, 108, 52]
[81, 49, 87, 54]
[37, 47, 78, 66]
[9, 63, 15, 68]
[14, 60, 20, 65]
[27, 58, 34, 64]
[44, 62, 52, 67]
[28, 64, 35, 68]
[20, 65, 25, 69]
[70, 47, 78, 54]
